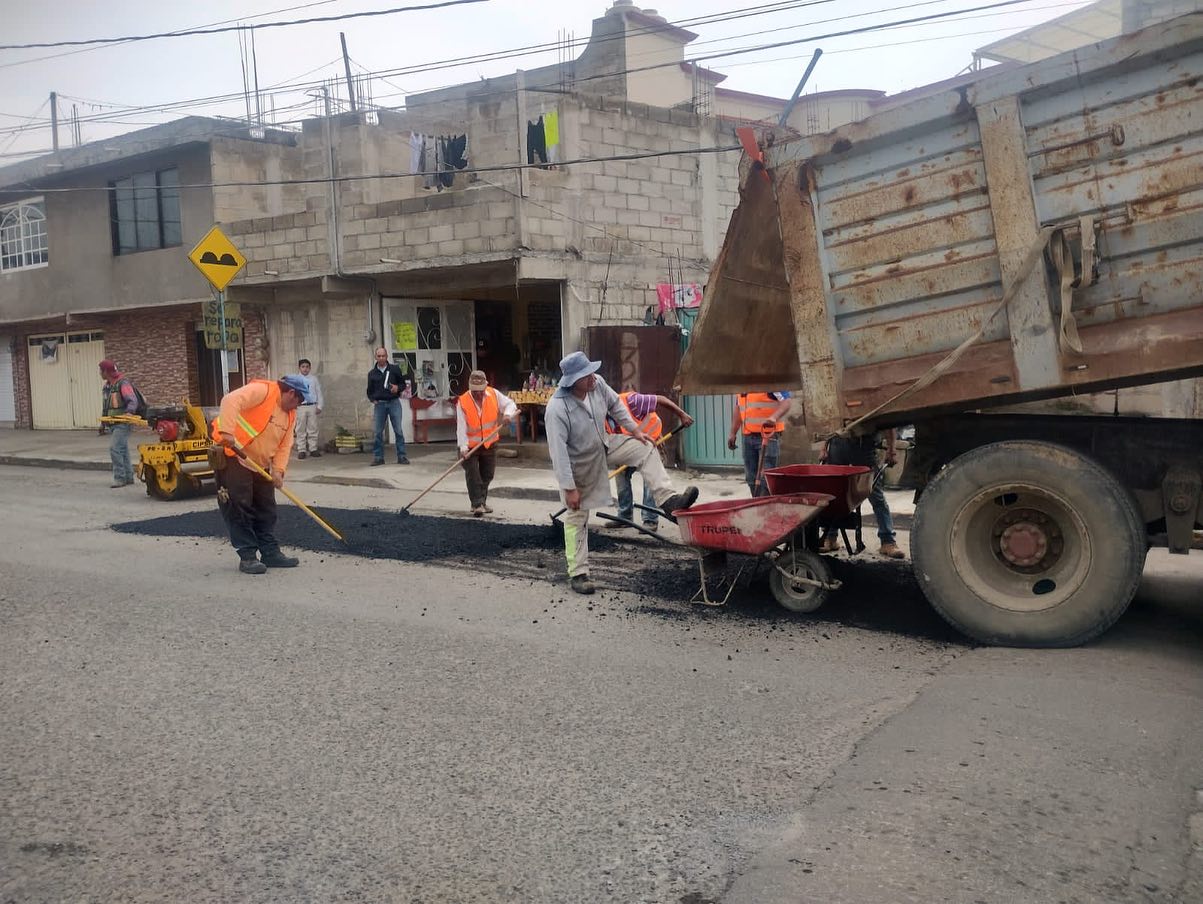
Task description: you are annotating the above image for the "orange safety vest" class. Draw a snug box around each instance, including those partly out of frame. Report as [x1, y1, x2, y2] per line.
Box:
[605, 392, 663, 441]
[459, 388, 501, 449]
[738, 392, 786, 435]
[210, 380, 296, 458]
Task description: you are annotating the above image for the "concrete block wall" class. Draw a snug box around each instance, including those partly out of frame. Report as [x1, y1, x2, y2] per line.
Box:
[211, 137, 308, 223]
[263, 293, 378, 444]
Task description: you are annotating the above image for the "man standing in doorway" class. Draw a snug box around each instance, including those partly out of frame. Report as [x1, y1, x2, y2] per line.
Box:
[727, 391, 792, 496]
[289, 358, 324, 459]
[367, 347, 410, 466]
[99, 359, 139, 488]
[210, 376, 306, 574]
[546, 351, 698, 595]
[456, 370, 518, 517]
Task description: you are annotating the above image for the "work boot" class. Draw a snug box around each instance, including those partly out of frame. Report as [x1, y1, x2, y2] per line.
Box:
[642, 522, 659, 533]
[879, 542, 906, 560]
[819, 536, 840, 554]
[482, 503, 493, 513]
[309, 450, 321, 458]
[660, 486, 699, 521]
[604, 519, 630, 530]
[297, 451, 307, 460]
[570, 574, 596, 595]
[371, 459, 385, 467]
[261, 552, 300, 568]
[239, 558, 267, 575]
[397, 456, 410, 465]
[472, 505, 485, 517]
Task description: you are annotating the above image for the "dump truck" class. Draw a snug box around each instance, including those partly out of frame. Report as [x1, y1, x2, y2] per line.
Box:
[679, 13, 1203, 647]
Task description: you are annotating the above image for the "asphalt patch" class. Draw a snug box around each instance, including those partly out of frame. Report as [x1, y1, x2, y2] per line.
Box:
[112, 507, 961, 643]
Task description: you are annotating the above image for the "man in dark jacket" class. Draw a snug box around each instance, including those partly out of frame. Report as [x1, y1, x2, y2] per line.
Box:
[367, 347, 410, 465]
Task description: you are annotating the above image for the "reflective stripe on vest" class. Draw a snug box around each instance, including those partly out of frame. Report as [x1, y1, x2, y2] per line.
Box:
[605, 392, 663, 441]
[210, 380, 292, 457]
[738, 393, 785, 435]
[459, 388, 500, 448]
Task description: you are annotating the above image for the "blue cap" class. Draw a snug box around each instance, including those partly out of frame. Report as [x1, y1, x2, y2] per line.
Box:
[278, 375, 308, 396]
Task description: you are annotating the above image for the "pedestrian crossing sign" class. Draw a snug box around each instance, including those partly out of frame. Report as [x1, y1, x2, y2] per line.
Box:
[188, 225, 247, 292]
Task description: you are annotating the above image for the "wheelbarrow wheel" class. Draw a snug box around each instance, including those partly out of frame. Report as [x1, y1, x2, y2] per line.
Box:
[770, 548, 831, 613]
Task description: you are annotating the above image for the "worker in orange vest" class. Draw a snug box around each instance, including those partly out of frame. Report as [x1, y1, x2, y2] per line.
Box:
[456, 370, 518, 517]
[604, 390, 693, 532]
[727, 391, 792, 496]
[210, 376, 306, 574]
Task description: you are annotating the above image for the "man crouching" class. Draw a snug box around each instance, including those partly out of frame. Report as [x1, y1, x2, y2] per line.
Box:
[210, 376, 307, 574]
[546, 352, 699, 595]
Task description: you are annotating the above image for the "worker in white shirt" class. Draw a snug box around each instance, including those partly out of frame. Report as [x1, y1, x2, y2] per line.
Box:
[456, 370, 518, 516]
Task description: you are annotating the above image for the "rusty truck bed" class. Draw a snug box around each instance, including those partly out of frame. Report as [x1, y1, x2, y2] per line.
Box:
[678, 14, 1203, 437]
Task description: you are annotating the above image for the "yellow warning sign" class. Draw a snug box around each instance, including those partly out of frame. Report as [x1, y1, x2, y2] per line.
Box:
[188, 225, 247, 292]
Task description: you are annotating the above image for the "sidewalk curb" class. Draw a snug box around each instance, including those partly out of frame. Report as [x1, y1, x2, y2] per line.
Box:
[0, 455, 109, 472]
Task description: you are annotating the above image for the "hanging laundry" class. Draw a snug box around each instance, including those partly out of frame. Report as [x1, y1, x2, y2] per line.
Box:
[543, 110, 560, 164]
[434, 137, 449, 191]
[527, 116, 547, 165]
[409, 132, 423, 177]
[444, 134, 468, 171]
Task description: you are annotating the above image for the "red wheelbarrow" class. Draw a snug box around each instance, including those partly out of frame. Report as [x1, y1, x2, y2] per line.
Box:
[763, 464, 874, 554]
[673, 492, 840, 609]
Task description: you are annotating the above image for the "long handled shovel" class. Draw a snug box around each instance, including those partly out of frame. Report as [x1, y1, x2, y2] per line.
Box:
[228, 446, 346, 543]
[400, 424, 504, 514]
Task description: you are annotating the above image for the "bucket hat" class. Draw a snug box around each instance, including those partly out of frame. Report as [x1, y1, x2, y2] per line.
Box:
[558, 351, 601, 387]
[468, 370, 488, 389]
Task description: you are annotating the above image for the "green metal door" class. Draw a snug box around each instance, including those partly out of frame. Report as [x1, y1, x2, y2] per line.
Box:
[682, 393, 742, 468]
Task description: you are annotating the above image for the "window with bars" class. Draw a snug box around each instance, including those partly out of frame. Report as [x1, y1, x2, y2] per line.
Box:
[0, 198, 49, 272]
[109, 167, 181, 254]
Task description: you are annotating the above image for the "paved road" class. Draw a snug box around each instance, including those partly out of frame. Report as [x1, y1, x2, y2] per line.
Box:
[1, 466, 1200, 903]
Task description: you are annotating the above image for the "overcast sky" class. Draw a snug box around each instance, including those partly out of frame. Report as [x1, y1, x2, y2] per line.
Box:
[0, 0, 1095, 158]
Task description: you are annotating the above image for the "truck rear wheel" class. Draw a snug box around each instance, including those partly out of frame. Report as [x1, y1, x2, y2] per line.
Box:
[911, 441, 1146, 647]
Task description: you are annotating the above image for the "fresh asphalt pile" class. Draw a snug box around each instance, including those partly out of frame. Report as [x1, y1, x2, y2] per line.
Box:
[112, 507, 960, 641]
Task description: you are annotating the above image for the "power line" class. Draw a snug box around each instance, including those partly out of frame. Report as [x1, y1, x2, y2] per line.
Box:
[0, 0, 343, 70]
[0, 142, 744, 196]
[0, 0, 1074, 151]
[0, 0, 490, 50]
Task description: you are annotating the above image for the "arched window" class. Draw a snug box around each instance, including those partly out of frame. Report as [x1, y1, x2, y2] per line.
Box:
[0, 198, 48, 272]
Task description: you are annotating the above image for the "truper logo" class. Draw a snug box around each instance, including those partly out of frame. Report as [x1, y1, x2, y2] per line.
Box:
[700, 525, 741, 534]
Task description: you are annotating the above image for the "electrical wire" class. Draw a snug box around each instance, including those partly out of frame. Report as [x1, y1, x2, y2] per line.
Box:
[0, 0, 1061, 138]
[0, 0, 492, 51]
[0, 142, 745, 196]
[0, 0, 344, 71]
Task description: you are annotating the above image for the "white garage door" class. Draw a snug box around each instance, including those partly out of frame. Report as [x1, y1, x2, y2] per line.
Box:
[28, 331, 106, 429]
[0, 336, 14, 422]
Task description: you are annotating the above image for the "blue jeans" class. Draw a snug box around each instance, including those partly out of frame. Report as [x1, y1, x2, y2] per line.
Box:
[616, 469, 658, 525]
[742, 433, 779, 497]
[867, 471, 896, 544]
[109, 423, 133, 483]
[372, 399, 407, 462]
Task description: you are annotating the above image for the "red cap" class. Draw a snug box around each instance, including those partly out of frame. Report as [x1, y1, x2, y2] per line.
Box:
[99, 359, 118, 374]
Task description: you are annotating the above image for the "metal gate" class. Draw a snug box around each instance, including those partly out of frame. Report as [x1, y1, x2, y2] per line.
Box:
[682, 393, 742, 468]
[28, 331, 106, 429]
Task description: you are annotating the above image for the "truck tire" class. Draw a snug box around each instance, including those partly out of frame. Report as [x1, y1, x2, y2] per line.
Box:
[911, 440, 1146, 647]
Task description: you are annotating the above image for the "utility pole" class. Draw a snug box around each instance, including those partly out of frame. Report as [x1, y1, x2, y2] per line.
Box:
[49, 91, 59, 151]
[340, 33, 357, 111]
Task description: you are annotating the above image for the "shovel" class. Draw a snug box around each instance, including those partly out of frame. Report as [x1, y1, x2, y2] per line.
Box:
[400, 424, 504, 514]
[227, 445, 346, 543]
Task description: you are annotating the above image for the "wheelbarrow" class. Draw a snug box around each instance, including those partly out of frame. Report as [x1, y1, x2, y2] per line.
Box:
[673, 492, 840, 610]
[763, 464, 874, 555]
